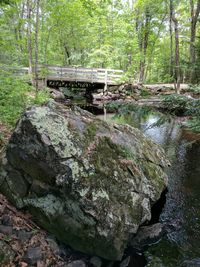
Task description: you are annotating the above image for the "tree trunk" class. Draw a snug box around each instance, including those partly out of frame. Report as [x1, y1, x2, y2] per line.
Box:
[64, 44, 71, 65]
[27, 0, 33, 82]
[34, 0, 40, 91]
[170, 0, 181, 93]
[173, 17, 181, 93]
[169, 0, 174, 78]
[138, 7, 151, 83]
[139, 60, 145, 82]
[189, 0, 200, 82]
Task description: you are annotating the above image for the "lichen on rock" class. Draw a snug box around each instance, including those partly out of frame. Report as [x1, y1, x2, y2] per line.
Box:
[0, 101, 169, 260]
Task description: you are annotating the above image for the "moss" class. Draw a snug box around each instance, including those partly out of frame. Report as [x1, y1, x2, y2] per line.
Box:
[84, 122, 98, 145]
[140, 160, 166, 201]
[103, 136, 136, 160]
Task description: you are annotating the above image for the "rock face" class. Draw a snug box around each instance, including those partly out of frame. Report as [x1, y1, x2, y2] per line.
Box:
[0, 101, 169, 260]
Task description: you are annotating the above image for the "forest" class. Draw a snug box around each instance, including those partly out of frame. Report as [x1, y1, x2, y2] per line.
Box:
[1, 0, 200, 88]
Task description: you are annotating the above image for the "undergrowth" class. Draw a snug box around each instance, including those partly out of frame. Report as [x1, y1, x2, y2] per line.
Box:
[162, 94, 200, 133]
[188, 84, 200, 94]
[0, 70, 50, 127]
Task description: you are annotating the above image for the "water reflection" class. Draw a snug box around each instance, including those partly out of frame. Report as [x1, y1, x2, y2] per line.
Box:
[99, 112, 200, 266]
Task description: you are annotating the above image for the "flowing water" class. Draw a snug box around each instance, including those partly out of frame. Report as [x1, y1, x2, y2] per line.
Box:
[98, 111, 200, 266]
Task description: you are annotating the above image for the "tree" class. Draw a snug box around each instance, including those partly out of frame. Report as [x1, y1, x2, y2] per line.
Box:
[136, 6, 151, 83]
[189, 0, 200, 82]
[34, 0, 40, 90]
[1, 0, 200, 85]
[27, 0, 33, 78]
[170, 0, 181, 93]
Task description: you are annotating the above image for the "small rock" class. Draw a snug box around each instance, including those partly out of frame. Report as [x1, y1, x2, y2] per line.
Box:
[23, 247, 42, 265]
[19, 262, 28, 267]
[50, 89, 65, 100]
[16, 230, 32, 242]
[0, 224, 13, 235]
[120, 256, 130, 267]
[46, 237, 60, 255]
[90, 256, 102, 267]
[1, 214, 13, 226]
[65, 260, 86, 267]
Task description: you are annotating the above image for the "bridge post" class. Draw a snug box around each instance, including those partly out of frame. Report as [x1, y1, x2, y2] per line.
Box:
[103, 69, 108, 94]
[60, 66, 63, 78]
[75, 67, 77, 82]
[91, 68, 94, 83]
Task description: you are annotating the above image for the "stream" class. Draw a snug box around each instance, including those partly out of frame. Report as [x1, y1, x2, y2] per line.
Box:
[97, 110, 200, 266]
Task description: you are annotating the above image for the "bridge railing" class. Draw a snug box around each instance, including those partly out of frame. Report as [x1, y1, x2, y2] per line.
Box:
[41, 65, 124, 85]
[0, 65, 124, 85]
[0, 66, 29, 76]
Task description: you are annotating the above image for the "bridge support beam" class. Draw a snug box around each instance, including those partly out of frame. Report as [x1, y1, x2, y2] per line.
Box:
[103, 69, 108, 95]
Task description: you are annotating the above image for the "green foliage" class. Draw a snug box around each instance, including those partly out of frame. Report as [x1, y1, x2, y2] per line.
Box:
[140, 89, 151, 98]
[185, 99, 200, 132]
[0, 72, 32, 126]
[0, 0, 193, 82]
[162, 94, 189, 115]
[186, 118, 200, 133]
[188, 84, 200, 94]
[162, 94, 200, 133]
[106, 102, 152, 116]
[0, 71, 50, 126]
[1, 0, 200, 85]
[34, 89, 50, 105]
[0, 0, 13, 5]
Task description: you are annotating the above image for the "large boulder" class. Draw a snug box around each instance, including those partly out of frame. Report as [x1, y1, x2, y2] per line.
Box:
[0, 101, 169, 260]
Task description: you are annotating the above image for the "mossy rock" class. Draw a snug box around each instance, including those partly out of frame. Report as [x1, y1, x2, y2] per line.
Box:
[0, 101, 169, 260]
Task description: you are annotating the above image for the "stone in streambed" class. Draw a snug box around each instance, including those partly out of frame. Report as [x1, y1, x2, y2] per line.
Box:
[0, 224, 13, 235]
[65, 260, 86, 267]
[0, 101, 169, 260]
[130, 223, 166, 249]
[90, 256, 102, 267]
[23, 247, 43, 265]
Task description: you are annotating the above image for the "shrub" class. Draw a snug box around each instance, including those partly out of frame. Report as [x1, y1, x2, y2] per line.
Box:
[162, 94, 189, 115]
[162, 94, 200, 133]
[0, 70, 50, 126]
[188, 84, 200, 94]
[34, 89, 50, 105]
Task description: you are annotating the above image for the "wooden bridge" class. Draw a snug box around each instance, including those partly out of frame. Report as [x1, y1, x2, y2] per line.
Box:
[5, 65, 124, 90]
